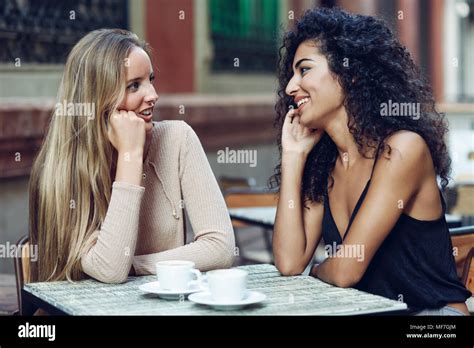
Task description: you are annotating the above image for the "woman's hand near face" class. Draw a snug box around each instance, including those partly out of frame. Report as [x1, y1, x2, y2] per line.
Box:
[108, 110, 146, 155]
[274, 107, 325, 275]
[282, 108, 324, 157]
[108, 110, 146, 186]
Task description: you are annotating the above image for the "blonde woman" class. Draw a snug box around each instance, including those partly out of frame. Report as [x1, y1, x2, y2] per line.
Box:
[29, 29, 235, 284]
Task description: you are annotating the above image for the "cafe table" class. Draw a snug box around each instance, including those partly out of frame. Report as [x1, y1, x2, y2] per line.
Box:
[22, 264, 407, 315]
[228, 207, 463, 229]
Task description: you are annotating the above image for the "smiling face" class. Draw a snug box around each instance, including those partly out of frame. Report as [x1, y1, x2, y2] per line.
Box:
[285, 40, 345, 129]
[118, 46, 159, 134]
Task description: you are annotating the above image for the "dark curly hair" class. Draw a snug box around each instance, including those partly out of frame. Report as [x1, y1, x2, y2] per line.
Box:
[269, 7, 450, 204]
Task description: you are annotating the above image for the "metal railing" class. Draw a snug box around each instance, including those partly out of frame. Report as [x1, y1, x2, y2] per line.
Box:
[0, 0, 128, 64]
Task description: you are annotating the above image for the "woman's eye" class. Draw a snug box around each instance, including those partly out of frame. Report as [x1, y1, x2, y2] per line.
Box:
[127, 82, 140, 91]
[300, 67, 310, 75]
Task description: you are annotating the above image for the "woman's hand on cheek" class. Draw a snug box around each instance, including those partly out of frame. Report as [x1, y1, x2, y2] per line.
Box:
[107, 110, 146, 156]
[282, 108, 324, 157]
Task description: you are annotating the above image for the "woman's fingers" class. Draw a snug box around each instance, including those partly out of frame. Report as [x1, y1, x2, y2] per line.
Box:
[107, 109, 146, 154]
[281, 106, 325, 155]
[284, 107, 317, 138]
[284, 108, 296, 125]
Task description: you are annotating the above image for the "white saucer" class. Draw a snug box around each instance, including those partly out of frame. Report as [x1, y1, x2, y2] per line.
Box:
[188, 290, 266, 310]
[139, 281, 207, 300]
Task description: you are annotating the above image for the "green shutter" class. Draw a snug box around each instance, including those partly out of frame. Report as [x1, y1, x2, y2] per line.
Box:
[209, 0, 279, 72]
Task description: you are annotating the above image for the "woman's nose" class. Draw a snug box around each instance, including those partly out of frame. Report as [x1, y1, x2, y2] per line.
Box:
[145, 85, 159, 104]
[285, 75, 299, 97]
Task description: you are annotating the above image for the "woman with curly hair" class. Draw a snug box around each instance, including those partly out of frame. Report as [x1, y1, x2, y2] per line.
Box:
[272, 8, 471, 315]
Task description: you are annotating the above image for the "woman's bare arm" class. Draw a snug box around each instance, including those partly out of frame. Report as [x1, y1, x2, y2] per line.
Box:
[273, 152, 324, 275]
[273, 109, 325, 275]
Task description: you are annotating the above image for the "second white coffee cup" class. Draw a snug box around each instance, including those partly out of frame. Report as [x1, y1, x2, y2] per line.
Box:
[206, 268, 248, 303]
[155, 260, 201, 291]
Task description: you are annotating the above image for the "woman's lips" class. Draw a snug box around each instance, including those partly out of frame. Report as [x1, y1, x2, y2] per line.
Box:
[297, 100, 310, 113]
[138, 113, 153, 122]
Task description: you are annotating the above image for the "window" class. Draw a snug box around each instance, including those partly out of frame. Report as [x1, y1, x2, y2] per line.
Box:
[444, 0, 474, 102]
[209, 0, 279, 73]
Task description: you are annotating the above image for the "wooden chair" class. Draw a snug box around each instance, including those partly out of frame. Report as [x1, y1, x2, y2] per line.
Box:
[218, 176, 256, 192]
[13, 235, 35, 315]
[461, 248, 474, 294]
[224, 187, 278, 264]
[450, 226, 474, 293]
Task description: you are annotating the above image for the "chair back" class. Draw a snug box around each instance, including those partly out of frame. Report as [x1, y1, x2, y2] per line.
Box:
[13, 235, 32, 315]
[224, 187, 277, 228]
[450, 226, 474, 292]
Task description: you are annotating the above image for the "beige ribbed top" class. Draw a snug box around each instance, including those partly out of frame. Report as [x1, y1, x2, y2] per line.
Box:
[81, 121, 235, 283]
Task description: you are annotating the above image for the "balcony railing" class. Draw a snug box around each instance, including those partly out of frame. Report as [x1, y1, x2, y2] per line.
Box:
[0, 0, 128, 64]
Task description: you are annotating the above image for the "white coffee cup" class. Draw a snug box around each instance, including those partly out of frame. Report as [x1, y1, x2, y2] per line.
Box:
[206, 269, 248, 303]
[155, 260, 202, 291]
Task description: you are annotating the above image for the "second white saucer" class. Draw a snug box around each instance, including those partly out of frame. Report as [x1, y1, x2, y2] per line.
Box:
[188, 290, 266, 310]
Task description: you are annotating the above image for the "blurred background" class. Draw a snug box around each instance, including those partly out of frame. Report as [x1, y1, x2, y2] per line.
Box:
[0, 0, 473, 313]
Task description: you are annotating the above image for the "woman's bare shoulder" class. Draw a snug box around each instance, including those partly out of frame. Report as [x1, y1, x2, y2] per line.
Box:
[382, 130, 432, 169]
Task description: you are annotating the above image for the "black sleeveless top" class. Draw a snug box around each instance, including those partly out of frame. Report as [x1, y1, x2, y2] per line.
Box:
[321, 148, 471, 311]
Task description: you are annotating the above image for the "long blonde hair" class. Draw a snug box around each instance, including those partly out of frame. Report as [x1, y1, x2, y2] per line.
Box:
[29, 29, 151, 282]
